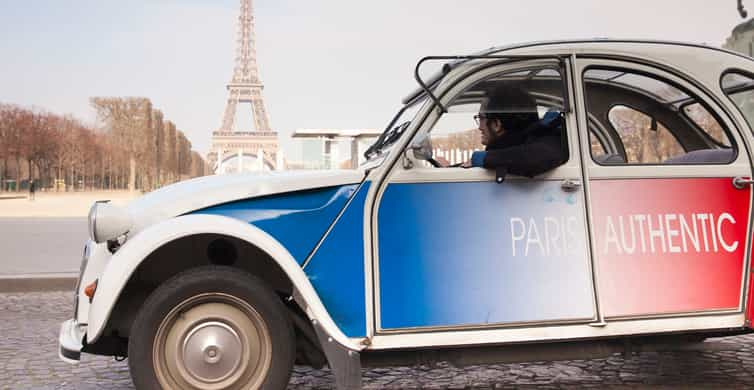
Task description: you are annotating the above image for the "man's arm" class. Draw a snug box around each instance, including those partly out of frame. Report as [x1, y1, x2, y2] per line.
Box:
[482, 137, 566, 177]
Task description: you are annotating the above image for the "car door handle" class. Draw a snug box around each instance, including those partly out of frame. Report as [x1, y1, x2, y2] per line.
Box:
[733, 176, 754, 189]
[561, 178, 581, 192]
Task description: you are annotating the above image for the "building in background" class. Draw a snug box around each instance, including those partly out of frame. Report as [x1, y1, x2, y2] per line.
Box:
[723, 17, 754, 125]
[291, 129, 380, 169]
[724, 18, 754, 56]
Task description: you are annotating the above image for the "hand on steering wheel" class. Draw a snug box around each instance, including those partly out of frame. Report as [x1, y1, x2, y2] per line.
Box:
[427, 157, 470, 168]
[426, 157, 442, 167]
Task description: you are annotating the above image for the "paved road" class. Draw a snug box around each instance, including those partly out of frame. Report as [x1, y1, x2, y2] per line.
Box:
[0, 218, 86, 276]
[3, 291, 754, 389]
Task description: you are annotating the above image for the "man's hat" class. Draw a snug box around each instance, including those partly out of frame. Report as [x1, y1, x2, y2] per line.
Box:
[483, 84, 539, 132]
[483, 84, 537, 114]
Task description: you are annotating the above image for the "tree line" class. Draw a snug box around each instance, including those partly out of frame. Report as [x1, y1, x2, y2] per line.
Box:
[0, 97, 208, 192]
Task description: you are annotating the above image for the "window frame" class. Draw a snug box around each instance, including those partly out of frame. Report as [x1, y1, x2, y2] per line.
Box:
[720, 69, 754, 133]
[414, 61, 573, 172]
[429, 63, 568, 130]
[678, 101, 732, 148]
[582, 65, 738, 167]
[381, 57, 582, 186]
[605, 103, 685, 165]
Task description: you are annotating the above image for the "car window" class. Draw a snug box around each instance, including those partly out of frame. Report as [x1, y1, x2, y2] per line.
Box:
[608, 105, 684, 164]
[722, 71, 754, 131]
[584, 67, 735, 165]
[590, 132, 606, 156]
[682, 103, 731, 147]
[428, 66, 567, 166]
[429, 103, 483, 165]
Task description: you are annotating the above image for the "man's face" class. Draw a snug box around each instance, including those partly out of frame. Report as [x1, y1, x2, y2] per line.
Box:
[477, 113, 504, 146]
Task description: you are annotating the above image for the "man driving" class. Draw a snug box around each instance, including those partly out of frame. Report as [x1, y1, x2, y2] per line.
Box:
[442, 85, 567, 181]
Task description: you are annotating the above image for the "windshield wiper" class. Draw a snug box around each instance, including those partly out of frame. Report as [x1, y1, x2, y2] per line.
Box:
[364, 121, 411, 160]
[382, 121, 410, 146]
[364, 101, 417, 160]
[363, 130, 389, 160]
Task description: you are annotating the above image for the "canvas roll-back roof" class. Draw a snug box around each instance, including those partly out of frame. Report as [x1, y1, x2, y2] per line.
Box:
[406, 40, 754, 107]
[486, 39, 753, 64]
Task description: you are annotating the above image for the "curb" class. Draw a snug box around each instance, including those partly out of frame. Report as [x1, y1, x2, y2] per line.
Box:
[0, 196, 27, 200]
[0, 274, 77, 293]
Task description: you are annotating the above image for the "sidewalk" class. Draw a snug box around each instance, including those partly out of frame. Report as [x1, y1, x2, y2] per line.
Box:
[0, 191, 141, 291]
[0, 190, 139, 218]
[0, 273, 77, 292]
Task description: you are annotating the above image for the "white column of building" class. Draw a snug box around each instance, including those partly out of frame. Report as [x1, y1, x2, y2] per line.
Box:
[349, 137, 359, 169]
[276, 150, 285, 171]
[330, 140, 339, 169]
[218, 150, 225, 174]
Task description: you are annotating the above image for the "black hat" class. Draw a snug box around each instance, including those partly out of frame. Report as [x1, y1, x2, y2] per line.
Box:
[483, 84, 539, 132]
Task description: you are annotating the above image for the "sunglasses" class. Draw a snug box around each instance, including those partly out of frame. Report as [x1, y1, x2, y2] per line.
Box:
[473, 113, 490, 126]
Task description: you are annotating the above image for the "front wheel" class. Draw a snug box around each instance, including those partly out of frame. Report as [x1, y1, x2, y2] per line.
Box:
[128, 266, 295, 389]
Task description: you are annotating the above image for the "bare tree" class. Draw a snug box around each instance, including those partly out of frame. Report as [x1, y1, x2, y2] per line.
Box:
[152, 110, 165, 187]
[90, 97, 152, 191]
[190, 151, 208, 177]
[164, 121, 177, 183]
[0, 101, 206, 193]
[0, 104, 12, 191]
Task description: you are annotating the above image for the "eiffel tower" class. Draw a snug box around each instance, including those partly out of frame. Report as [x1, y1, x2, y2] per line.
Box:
[208, 0, 279, 173]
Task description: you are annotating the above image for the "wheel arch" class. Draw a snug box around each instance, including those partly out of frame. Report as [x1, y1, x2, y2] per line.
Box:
[101, 232, 293, 341]
[87, 214, 360, 352]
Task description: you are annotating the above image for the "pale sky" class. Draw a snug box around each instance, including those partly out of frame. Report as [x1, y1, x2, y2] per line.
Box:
[0, 1, 748, 159]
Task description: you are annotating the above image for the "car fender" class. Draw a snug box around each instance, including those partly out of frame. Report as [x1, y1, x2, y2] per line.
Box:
[87, 213, 360, 351]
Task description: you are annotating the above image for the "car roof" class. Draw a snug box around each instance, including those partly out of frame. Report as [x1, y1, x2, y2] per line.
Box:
[403, 39, 754, 106]
[485, 39, 752, 61]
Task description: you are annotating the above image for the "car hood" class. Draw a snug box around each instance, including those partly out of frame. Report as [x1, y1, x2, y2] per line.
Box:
[126, 170, 365, 234]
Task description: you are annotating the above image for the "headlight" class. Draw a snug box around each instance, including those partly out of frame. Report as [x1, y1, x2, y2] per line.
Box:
[87, 201, 133, 243]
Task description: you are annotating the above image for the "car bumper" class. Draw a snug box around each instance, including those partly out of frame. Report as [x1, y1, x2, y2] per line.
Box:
[58, 319, 86, 364]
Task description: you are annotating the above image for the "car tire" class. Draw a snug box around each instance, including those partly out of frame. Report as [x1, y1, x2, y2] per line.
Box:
[128, 265, 295, 390]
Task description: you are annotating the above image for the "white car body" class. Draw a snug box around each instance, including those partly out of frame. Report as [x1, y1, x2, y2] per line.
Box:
[60, 40, 754, 389]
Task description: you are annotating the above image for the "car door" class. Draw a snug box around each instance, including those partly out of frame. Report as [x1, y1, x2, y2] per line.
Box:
[372, 59, 599, 333]
[576, 59, 753, 319]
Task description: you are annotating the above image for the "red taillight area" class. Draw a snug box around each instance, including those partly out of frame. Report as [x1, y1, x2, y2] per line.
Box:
[84, 280, 98, 302]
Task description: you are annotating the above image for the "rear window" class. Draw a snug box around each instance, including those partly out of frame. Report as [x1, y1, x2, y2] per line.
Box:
[682, 103, 730, 147]
[584, 67, 735, 165]
[608, 105, 684, 164]
[722, 71, 754, 130]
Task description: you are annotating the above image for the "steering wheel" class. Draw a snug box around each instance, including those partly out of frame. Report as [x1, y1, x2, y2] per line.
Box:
[425, 157, 464, 168]
[426, 157, 442, 168]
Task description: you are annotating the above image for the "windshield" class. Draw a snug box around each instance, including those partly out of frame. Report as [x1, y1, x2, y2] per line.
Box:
[363, 97, 426, 162]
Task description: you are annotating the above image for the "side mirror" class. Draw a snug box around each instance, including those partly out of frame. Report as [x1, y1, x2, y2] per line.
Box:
[410, 133, 433, 161]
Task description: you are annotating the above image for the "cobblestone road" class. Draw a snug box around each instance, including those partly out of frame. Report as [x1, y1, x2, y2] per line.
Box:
[3, 291, 754, 389]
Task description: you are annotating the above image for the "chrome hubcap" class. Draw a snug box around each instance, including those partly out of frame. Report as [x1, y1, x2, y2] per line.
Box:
[153, 294, 272, 390]
[182, 321, 242, 383]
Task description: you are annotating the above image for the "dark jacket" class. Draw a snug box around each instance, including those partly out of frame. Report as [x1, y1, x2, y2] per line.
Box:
[482, 112, 567, 178]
